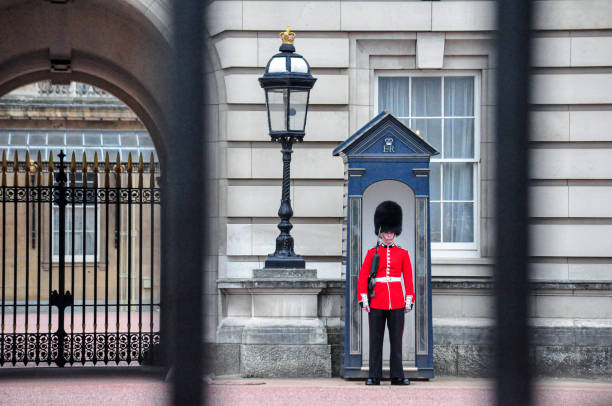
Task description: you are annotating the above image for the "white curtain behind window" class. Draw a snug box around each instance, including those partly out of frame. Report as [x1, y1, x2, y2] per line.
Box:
[378, 76, 475, 243]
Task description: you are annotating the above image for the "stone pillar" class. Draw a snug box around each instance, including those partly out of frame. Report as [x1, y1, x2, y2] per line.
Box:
[217, 269, 332, 377]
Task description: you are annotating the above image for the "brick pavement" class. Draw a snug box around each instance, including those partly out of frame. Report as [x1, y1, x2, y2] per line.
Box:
[0, 373, 611, 406]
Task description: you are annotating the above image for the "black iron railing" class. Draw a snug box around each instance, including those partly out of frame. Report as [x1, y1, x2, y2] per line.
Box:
[0, 150, 161, 366]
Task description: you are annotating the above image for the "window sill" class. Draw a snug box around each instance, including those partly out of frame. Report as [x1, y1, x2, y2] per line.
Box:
[431, 256, 493, 266]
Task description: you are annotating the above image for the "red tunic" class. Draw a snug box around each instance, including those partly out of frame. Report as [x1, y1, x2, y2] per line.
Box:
[357, 244, 415, 310]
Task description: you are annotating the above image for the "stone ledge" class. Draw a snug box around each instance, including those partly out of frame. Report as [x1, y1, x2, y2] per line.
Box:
[218, 278, 344, 290]
[434, 320, 612, 348]
[432, 279, 612, 290]
[253, 268, 317, 279]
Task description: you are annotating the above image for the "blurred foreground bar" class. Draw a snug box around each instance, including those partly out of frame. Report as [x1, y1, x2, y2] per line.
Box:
[494, 1, 533, 406]
[170, 1, 206, 405]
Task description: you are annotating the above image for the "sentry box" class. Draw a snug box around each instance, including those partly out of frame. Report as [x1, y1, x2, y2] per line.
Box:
[333, 111, 438, 379]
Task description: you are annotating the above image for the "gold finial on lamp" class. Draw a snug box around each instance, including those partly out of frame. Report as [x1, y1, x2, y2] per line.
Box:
[280, 26, 296, 44]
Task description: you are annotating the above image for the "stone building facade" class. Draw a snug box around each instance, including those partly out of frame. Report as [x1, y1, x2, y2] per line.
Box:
[206, 0, 612, 378]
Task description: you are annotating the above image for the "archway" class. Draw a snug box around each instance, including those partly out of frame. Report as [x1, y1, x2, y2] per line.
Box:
[0, 79, 163, 366]
[0, 0, 173, 163]
[0, 0, 173, 367]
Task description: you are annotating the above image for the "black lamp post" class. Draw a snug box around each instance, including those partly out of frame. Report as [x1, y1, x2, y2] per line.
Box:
[259, 27, 316, 269]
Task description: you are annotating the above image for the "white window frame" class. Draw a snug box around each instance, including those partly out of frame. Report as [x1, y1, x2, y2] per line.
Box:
[51, 172, 101, 263]
[51, 204, 100, 264]
[375, 70, 481, 257]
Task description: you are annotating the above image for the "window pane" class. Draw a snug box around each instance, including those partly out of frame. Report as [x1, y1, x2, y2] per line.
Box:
[84, 149, 103, 162]
[84, 133, 102, 146]
[53, 208, 59, 229]
[444, 77, 474, 116]
[65, 233, 73, 255]
[412, 119, 442, 152]
[65, 208, 72, 229]
[47, 132, 65, 146]
[29, 148, 47, 159]
[443, 202, 474, 242]
[444, 118, 474, 158]
[66, 133, 83, 146]
[288, 90, 308, 131]
[65, 148, 84, 159]
[266, 89, 287, 132]
[0, 131, 10, 145]
[53, 231, 59, 255]
[443, 163, 473, 200]
[121, 134, 139, 147]
[86, 209, 95, 230]
[29, 134, 46, 146]
[73, 232, 83, 255]
[121, 149, 139, 161]
[429, 162, 441, 201]
[430, 202, 441, 243]
[139, 134, 154, 147]
[74, 211, 83, 229]
[102, 134, 120, 146]
[104, 148, 120, 161]
[10, 133, 28, 146]
[411, 77, 441, 117]
[86, 232, 95, 255]
[379, 77, 409, 116]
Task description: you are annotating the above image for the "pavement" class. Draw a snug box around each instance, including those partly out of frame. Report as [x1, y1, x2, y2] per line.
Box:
[1, 372, 612, 406]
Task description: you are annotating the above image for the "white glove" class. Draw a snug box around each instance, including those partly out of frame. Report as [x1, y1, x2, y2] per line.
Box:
[361, 293, 370, 312]
[405, 295, 414, 313]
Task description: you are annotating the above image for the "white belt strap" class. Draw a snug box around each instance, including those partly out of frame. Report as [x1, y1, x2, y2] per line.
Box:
[374, 276, 402, 283]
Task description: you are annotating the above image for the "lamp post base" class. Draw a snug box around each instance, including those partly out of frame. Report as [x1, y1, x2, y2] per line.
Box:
[264, 254, 306, 269]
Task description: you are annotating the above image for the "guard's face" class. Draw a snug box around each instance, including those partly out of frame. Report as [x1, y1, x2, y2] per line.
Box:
[382, 232, 395, 243]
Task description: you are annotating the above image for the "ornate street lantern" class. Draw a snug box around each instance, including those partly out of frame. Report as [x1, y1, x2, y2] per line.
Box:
[259, 27, 316, 269]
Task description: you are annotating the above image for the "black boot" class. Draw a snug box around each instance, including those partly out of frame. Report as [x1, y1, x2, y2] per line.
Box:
[365, 377, 380, 386]
[390, 377, 410, 385]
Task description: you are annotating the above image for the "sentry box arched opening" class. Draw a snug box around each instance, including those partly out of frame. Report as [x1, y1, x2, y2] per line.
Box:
[333, 111, 438, 379]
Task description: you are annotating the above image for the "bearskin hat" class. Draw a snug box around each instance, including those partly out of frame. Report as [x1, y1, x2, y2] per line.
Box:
[374, 200, 402, 236]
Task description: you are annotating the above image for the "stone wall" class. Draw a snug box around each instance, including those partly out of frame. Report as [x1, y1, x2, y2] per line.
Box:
[206, 0, 612, 378]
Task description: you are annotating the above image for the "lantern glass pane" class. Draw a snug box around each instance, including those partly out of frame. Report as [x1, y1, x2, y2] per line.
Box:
[290, 58, 308, 73]
[268, 56, 287, 73]
[288, 90, 308, 131]
[267, 89, 288, 132]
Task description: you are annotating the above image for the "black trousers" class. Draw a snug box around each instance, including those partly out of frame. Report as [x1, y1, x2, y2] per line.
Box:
[368, 308, 405, 379]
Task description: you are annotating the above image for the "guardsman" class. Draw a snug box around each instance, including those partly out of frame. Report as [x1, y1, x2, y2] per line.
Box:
[357, 200, 415, 386]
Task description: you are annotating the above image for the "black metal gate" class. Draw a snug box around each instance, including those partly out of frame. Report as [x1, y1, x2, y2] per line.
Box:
[0, 150, 160, 366]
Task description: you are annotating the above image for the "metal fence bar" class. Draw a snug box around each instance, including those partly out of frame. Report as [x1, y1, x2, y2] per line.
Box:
[47, 153, 53, 365]
[114, 154, 121, 365]
[69, 155, 75, 365]
[24, 153, 30, 365]
[81, 154, 87, 365]
[127, 155, 132, 365]
[104, 153, 110, 364]
[171, 1, 206, 404]
[1, 153, 6, 364]
[12, 155, 18, 366]
[494, 1, 533, 405]
[36, 153, 42, 365]
[138, 155, 143, 364]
